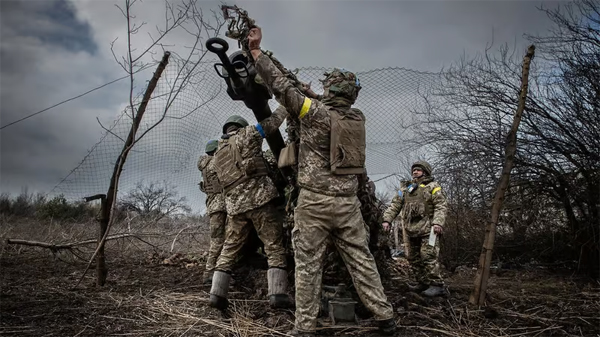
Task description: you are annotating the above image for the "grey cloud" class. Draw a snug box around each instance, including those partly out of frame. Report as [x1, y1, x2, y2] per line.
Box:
[0, 0, 126, 196]
[1, 0, 565, 213]
[0, 0, 96, 54]
[230, 0, 560, 71]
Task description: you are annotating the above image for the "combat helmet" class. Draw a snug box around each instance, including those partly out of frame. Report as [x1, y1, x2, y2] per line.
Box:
[320, 68, 362, 103]
[205, 139, 218, 154]
[222, 115, 249, 134]
[411, 160, 432, 176]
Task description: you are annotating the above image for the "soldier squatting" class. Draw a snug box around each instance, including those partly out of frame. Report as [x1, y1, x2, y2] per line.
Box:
[196, 20, 449, 337]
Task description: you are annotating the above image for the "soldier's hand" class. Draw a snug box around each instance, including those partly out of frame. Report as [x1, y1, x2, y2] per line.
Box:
[382, 221, 391, 232]
[301, 82, 319, 99]
[433, 224, 443, 235]
[300, 81, 312, 91]
[248, 27, 262, 50]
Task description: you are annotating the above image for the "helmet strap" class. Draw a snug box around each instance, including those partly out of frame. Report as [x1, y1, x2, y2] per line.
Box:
[226, 125, 240, 134]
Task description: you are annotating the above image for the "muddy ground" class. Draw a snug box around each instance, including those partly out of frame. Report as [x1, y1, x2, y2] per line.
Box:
[1, 221, 599, 337]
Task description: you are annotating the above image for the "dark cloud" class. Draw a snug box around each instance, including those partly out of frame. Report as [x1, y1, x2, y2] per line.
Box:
[0, 0, 124, 195]
[0, 0, 565, 212]
[0, 0, 96, 55]
[231, 0, 561, 71]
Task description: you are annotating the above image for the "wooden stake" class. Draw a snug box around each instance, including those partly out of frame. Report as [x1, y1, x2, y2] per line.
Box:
[469, 45, 535, 306]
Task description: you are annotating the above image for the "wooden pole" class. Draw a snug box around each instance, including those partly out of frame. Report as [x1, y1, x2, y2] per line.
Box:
[469, 45, 535, 306]
[84, 193, 108, 286]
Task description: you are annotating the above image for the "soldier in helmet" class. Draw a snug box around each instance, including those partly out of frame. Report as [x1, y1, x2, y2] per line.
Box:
[247, 27, 396, 337]
[208, 108, 293, 311]
[197, 139, 227, 285]
[381, 161, 449, 297]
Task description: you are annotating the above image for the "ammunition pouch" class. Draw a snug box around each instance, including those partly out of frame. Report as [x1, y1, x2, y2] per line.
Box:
[278, 141, 298, 168]
[202, 176, 223, 194]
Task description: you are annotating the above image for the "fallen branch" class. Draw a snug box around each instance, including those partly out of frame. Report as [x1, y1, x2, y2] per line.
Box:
[6, 234, 134, 251]
[400, 325, 462, 337]
[170, 225, 199, 253]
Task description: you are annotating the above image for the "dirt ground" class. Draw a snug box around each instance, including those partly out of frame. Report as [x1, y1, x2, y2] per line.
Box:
[1, 220, 599, 337]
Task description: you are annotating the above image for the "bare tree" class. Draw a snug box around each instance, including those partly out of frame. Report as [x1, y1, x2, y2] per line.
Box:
[77, 0, 225, 286]
[403, 0, 599, 278]
[120, 180, 191, 222]
[525, 0, 600, 278]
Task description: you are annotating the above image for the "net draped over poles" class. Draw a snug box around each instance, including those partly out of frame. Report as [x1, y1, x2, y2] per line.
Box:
[51, 54, 441, 214]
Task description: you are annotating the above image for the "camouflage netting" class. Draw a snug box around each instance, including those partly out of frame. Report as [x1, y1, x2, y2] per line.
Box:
[50, 54, 442, 214]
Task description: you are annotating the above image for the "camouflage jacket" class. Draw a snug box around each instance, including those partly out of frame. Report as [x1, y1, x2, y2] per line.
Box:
[382, 177, 448, 237]
[197, 155, 226, 215]
[255, 54, 359, 197]
[217, 111, 288, 215]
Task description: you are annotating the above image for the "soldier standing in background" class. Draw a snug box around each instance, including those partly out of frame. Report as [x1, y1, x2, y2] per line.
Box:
[197, 140, 227, 285]
[247, 27, 396, 337]
[382, 161, 449, 297]
[208, 112, 293, 311]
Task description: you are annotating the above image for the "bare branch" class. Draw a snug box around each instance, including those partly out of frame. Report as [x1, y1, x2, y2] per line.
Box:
[96, 117, 126, 143]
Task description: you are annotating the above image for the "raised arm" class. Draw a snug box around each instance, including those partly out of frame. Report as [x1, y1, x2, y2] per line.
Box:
[255, 105, 289, 138]
[248, 27, 314, 121]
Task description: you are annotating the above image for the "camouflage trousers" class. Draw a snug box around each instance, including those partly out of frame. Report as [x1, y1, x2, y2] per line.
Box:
[215, 201, 287, 272]
[204, 211, 227, 274]
[407, 235, 444, 286]
[292, 188, 394, 333]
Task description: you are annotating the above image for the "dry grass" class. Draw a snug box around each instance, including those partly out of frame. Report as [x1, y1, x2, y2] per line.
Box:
[1, 216, 599, 337]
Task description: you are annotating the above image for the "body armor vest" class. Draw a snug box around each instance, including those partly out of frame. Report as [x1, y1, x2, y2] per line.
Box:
[400, 183, 434, 222]
[329, 108, 366, 175]
[198, 157, 222, 195]
[214, 136, 269, 193]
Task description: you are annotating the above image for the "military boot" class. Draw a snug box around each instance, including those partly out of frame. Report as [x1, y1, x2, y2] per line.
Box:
[267, 268, 294, 309]
[377, 318, 397, 336]
[421, 285, 448, 297]
[209, 271, 231, 311]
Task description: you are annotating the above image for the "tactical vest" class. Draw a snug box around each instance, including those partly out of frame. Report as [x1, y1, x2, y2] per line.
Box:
[329, 108, 366, 175]
[400, 183, 435, 222]
[198, 157, 222, 195]
[213, 136, 269, 193]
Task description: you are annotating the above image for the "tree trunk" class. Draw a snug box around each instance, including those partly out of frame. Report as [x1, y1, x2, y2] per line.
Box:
[75, 52, 171, 288]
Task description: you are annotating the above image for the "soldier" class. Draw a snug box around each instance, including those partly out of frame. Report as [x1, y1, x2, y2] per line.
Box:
[381, 161, 448, 297]
[197, 139, 227, 285]
[247, 27, 396, 337]
[208, 111, 293, 311]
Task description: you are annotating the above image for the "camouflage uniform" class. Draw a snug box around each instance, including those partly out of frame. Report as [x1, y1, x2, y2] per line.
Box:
[324, 173, 390, 287]
[197, 148, 227, 284]
[382, 161, 448, 292]
[254, 54, 395, 335]
[209, 110, 293, 311]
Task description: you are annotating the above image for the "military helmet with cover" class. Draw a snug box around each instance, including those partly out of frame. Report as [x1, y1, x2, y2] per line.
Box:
[411, 160, 432, 176]
[222, 115, 249, 134]
[320, 68, 361, 103]
[205, 139, 218, 154]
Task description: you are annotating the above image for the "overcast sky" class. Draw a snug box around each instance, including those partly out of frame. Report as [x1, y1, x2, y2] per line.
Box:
[0, 0, 563, 213]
